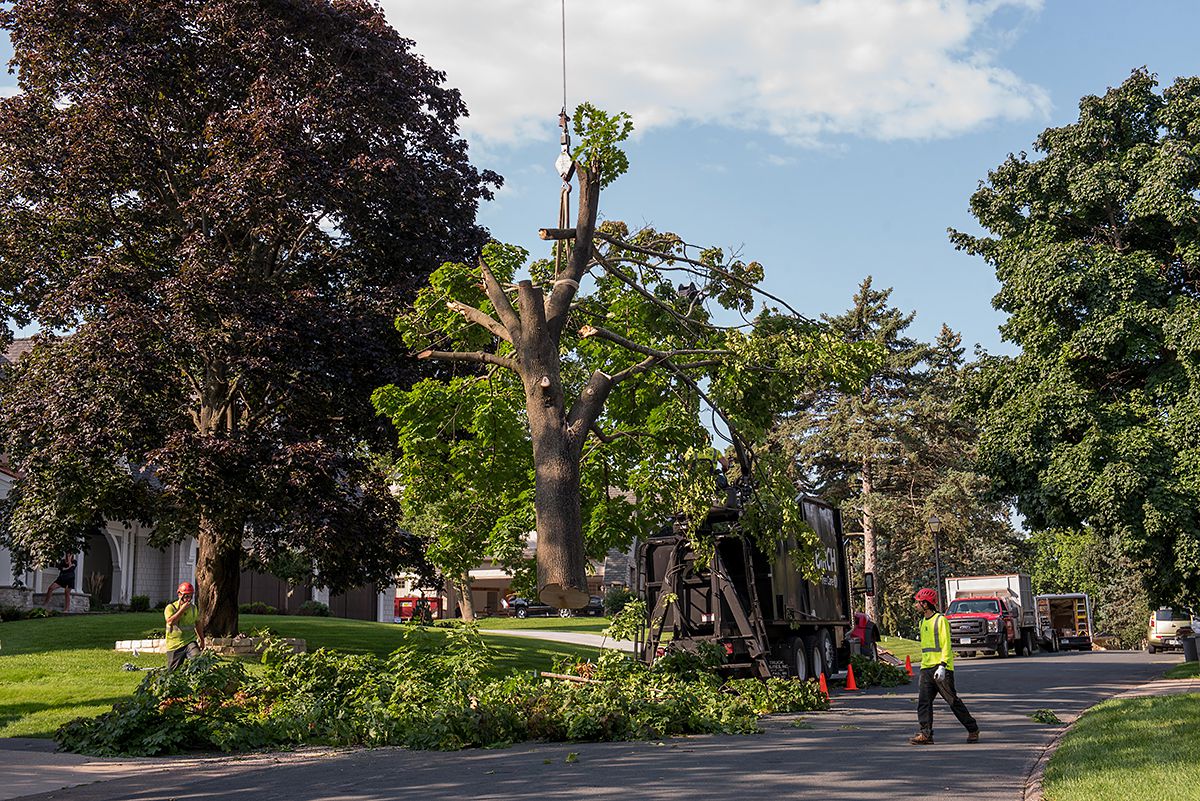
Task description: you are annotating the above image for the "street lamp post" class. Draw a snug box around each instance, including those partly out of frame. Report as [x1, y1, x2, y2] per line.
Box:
[928, 514, 943, 609]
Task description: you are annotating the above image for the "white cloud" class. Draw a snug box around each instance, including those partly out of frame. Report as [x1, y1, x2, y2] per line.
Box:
[383, 0, 1048, 148]
[0, 84, 20, 98]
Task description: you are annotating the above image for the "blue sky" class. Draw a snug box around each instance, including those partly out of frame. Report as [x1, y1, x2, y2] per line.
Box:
[3, 1, 1199, 354]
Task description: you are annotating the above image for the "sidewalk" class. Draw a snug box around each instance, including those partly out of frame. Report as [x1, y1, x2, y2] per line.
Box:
[483, 628, 635, 651]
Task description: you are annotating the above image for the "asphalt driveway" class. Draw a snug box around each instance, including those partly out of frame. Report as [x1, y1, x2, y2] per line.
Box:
[4, 649, 1181, 801]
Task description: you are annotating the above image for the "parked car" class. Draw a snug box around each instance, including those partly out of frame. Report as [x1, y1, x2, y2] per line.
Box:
[1147, 608, 1195, 653]
[507, 595, 604, 618]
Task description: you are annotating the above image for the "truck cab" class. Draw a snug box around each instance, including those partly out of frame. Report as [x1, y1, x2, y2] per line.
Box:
[943, 574, 1039, 658]
[945, 596, 1018, 657]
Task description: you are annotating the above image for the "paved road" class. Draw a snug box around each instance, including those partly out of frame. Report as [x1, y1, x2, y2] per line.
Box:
[5, 649, 1183, 801]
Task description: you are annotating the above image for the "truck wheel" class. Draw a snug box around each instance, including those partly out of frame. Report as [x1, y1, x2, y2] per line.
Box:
[997, 637, 1009, 659]
[864, 639, 878, 661]
[806, 630, 836, 679]
[1147, 644, 1157, 654]
[1015, 633, 1026, 657]
[791, 637, 812, 680]
[515, 607, 527, 619]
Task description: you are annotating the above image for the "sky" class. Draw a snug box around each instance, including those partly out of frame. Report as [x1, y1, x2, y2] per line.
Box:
[3, 0, 1200, 355]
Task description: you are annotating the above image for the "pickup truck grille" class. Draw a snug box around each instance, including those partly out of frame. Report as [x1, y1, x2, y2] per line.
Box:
[950, 619, 985, 636]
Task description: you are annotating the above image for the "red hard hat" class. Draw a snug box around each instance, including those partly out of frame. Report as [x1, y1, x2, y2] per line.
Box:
[914, 588, 938, 605]
[177, 582, 195, 595]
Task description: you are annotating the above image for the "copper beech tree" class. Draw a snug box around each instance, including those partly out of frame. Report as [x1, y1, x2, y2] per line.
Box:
[397, 105, 877, 607]
[0, 0, 497, 635]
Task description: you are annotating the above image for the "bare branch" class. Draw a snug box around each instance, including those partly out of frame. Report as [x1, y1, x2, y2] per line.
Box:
[546, 171, 601, 338]
[578, 324, 731, 361]
[447, 300, 512, 344]
[609, 354, 663, 385]
[588, 424, 645, 444]
[539, 228, 576, 240]
[479, 259, 522, 337]
[591, 248, 723, 334]
[417, 349, 519, 373]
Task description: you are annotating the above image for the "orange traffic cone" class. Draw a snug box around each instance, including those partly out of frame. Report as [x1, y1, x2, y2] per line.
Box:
[904, 655, 913, 677]
[845, 663, 859, 691]
[818, 672, 830, 700]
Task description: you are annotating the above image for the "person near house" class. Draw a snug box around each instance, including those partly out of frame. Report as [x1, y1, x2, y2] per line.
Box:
[42, 553, 77, 612]
[164, 582, 205, 670]
[910, 587, 980, 745]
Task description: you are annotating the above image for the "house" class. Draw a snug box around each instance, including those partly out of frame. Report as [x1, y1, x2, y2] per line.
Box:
[392, 533, 638, 621]
[1, 337, 394, 620]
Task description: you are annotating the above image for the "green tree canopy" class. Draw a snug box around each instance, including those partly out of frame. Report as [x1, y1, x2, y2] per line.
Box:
[954, 68, 1200, 608]
[0, 0, 497, 634]
[772, 279, 1019, 633]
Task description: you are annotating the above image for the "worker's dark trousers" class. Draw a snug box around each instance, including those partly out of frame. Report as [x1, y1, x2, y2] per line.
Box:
[917, 667, 978, 737]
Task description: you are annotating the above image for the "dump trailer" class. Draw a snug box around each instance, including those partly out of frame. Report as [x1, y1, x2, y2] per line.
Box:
[635, 496, 858, 681]
[1036, 593, 1093, 651]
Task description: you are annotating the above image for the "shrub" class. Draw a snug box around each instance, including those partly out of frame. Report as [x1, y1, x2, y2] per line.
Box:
[296, 600, 330, 617]
[0, 605, 28, 622]
[130, 595, 150, 613]
[602, 586, 637, 617]
[847, 654, 910, 688]
[238, 602, 279, 615]
[153, 599, 170, 611]
[55, 624, 830, 756]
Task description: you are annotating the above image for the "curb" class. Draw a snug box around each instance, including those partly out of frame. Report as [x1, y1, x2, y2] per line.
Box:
[1021, 675, 1200, 801]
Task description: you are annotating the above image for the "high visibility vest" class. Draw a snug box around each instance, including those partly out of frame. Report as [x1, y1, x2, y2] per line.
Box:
[920, 613, 954, 670]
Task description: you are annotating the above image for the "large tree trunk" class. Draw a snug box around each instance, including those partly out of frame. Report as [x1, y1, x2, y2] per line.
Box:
[196, 515, 242, 637]
[456, 574, 476, 622]
[861, 460, 879, 625]
[530, 432, 590, 609]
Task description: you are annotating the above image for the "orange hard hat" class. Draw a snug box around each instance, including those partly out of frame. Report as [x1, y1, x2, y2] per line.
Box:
[177, 582, 195, 595]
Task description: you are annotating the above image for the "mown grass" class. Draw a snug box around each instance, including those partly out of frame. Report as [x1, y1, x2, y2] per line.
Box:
[476, 615, 611, 632]
[1043, 693, 1200, 801]
[1164, 661, 1199, 679]
[880, 635, 921, 661]
[0, 613, 600, 739]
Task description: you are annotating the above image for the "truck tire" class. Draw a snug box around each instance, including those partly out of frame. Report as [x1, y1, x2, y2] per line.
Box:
[791, 637, 812, 680]
[1147, 644, 1157, 654]
[515, 606, 527, 619]
[1015, 632, 1026, 657]
[997, 636, 1009, 659]
[808, 630, 837, 679]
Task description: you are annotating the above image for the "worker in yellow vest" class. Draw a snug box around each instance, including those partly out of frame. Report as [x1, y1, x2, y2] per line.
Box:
[910, 587, 980, 745]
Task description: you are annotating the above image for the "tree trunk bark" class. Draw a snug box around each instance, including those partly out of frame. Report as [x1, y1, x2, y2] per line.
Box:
[529, 427, 590, 609]
[196, 515, 242, 637]
[456, 574, 476, 622]
[861, 460, 879, 625]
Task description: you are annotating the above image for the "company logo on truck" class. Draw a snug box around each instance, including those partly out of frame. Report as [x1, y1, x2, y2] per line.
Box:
[815, 546, 838, 587]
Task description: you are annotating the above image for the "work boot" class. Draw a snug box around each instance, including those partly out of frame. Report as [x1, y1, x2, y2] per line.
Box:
[967, 730, 980, 743]
[909, 732, 934, 745]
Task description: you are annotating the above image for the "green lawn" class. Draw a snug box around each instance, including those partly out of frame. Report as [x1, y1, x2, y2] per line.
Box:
[1165, 661, 1199, 679]
[880, 635, 921, 661]
[476, 615, 611, 633]
[1043, 693, 1200, 801]
[0, 613, 601, 739]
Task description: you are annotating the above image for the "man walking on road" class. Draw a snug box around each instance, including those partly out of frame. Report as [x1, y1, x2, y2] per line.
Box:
[164, 582, 205, 670]
[911, 587, 980, 745]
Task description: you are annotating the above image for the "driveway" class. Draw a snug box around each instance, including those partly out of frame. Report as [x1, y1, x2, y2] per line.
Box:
[4, 649, 1182, 801]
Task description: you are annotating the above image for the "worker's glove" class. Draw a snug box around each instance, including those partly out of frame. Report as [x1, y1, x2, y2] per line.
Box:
[934, 665, 948, 683]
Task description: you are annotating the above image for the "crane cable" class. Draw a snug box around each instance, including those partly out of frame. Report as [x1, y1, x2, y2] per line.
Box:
[554, 0, 574, 278]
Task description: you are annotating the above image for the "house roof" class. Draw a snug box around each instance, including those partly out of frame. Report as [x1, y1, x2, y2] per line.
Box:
[1, 337, 34, 366]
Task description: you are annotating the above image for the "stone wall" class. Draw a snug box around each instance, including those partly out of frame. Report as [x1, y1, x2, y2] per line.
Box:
[0, 585, 91, 613]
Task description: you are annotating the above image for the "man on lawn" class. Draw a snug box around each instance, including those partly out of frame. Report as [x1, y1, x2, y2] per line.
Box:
[910, 587, 980, 745]
[164, 582, 205, 670]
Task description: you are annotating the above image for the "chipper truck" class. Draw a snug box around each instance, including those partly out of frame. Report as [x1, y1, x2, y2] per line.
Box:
[635, 495, 873, 681]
